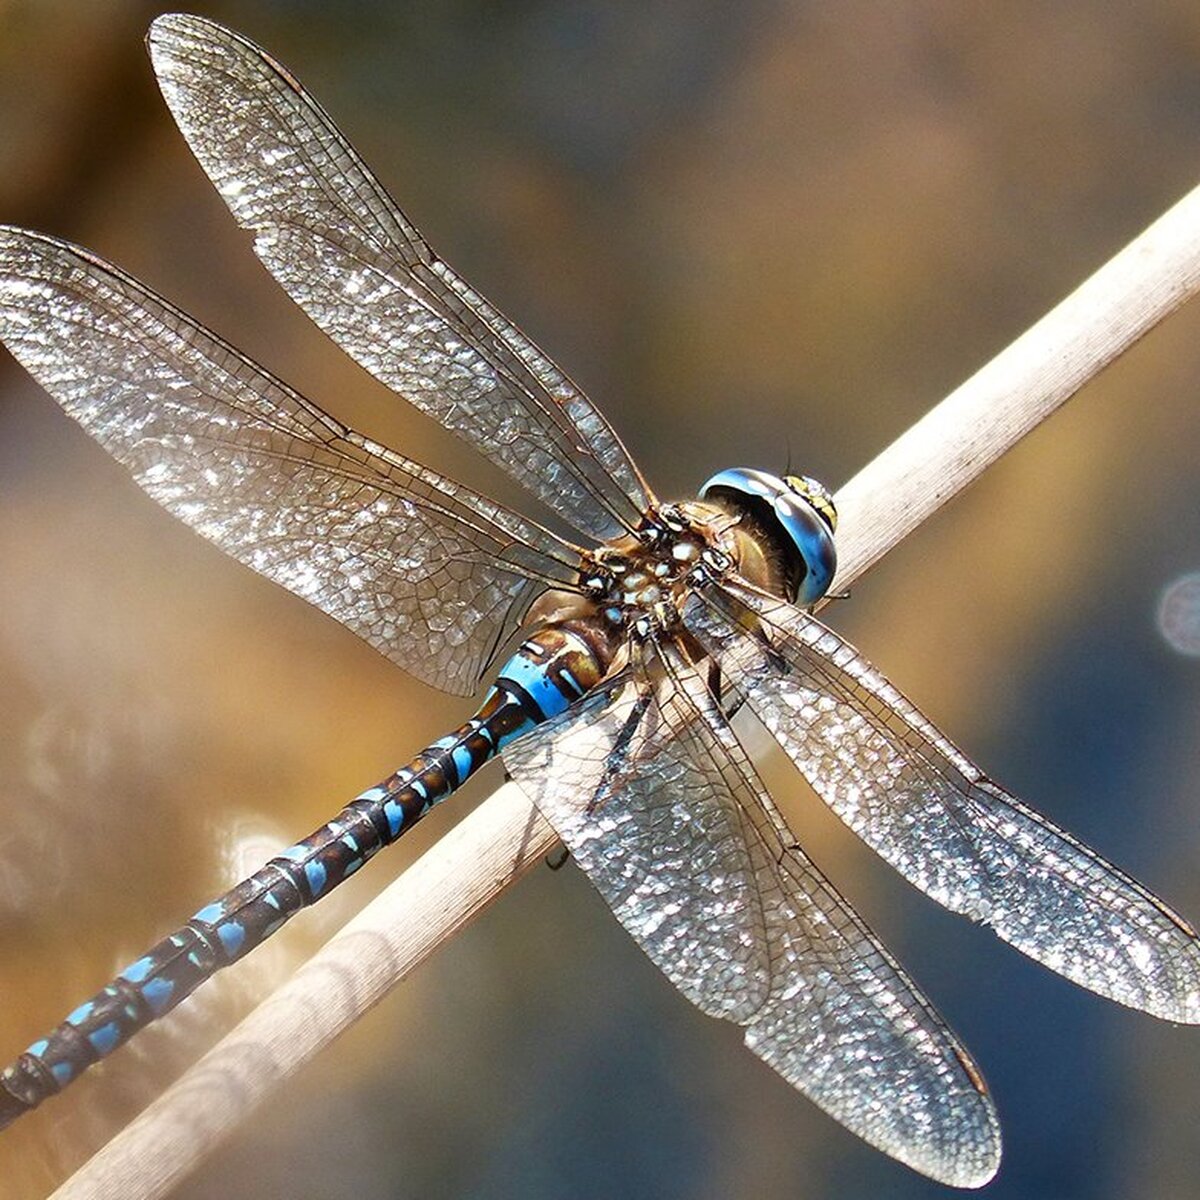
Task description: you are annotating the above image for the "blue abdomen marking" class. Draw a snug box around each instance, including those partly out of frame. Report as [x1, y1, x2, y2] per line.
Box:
[120, 956, 155, 985]
[305, 860, 327, 897]
[193, 901, 225, 925]
[452, 744, 474, 785]
[143, 977, 175, 1014]
[0, 621, 606, 1129]
[383, 797, 406, 837]
[498, 646, 574, 721]
[88, 1023, 121, 1056]
[66, 1002, 95, 1028]
[217, 921, 246, 956]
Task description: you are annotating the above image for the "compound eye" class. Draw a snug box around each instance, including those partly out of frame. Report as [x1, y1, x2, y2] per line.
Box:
[698, 467, 837, 606]
[774, 490, 836, 606]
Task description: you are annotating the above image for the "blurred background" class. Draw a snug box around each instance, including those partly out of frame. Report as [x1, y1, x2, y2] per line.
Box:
[2, 1, 1200, 1197]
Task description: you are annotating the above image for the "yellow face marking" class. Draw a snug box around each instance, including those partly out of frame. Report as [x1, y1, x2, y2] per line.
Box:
[784, 473, 838, 532]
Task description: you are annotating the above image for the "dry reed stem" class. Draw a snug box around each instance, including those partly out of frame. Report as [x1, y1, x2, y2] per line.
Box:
[51, 179, 1200, 1199]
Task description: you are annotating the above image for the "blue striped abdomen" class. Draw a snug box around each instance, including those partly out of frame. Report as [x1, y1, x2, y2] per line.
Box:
[0, 618, 613, 1127]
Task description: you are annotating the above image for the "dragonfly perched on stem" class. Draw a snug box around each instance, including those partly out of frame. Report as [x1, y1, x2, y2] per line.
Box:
[1, 14, 1199, 1189]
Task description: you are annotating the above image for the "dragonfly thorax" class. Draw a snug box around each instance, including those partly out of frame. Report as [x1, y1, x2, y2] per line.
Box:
[584, 507, 722, 637]
[574, 481, 833, 643]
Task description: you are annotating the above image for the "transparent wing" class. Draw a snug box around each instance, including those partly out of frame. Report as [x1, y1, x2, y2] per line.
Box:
[0, 227, 585, 696]
[668, 648, 1001, 1188]
[147, 13, 654, 543]
[684, 580, 1200, 1021]
[502, 664, 772, 1022]
[742, 841, 999, 1189]
[508, 642, 1000, 1186]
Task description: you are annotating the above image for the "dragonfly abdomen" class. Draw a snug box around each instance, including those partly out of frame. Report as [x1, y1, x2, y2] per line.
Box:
[0, 619, 612, 1129]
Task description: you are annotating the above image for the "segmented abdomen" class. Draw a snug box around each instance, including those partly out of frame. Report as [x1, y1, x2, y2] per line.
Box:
[0, 617, 612, 1127]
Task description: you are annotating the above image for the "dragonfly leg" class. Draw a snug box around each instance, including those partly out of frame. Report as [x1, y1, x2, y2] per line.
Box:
[545, 846, 572, 871]
[585, 687, 653, 816]
[706, 659, 748, 721]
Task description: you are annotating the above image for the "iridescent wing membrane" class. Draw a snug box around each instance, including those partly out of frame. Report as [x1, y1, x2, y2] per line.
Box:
[505, 641, 1000, 1186]
[0, 230, 581, 696]
[147, 13, 654, 543]
[683, 581, 1200, 1022]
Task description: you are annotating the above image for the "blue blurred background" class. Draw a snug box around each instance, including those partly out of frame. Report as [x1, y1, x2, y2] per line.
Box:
[2, 2, 1200, 1197]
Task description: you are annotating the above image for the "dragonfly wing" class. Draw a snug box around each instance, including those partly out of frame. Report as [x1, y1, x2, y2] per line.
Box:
[665, 643, 1001, 1186]
[685, 581, 1200, 1022]
[503, 662, 773, 1022]
[740, 826, 1000, 1187]
[508, 643, 999, 1185]
[147, 14, 653, 543]
[0, 228, 582, 696]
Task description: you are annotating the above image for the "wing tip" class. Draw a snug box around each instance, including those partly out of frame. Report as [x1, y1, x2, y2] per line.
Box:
[947, 1155, 1002, 1190]
[896, 1102, 1002, 1189]
[147, 13, 247, 75]
[863, 1116, 1001, 1189]
[897, 1098, 1002, 1188]
[1148, 980, 1200, 1025]
[146, 12, 203, 53]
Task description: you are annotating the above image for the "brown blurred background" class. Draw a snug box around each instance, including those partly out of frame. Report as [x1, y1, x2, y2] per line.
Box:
[2, 1, 1200, 1197]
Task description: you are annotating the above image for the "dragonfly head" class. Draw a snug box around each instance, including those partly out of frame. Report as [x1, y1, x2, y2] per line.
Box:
[698, 468, 837, 606]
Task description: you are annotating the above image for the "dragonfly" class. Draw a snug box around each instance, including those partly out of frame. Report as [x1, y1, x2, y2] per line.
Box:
[0, 14, 1197, 1188]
